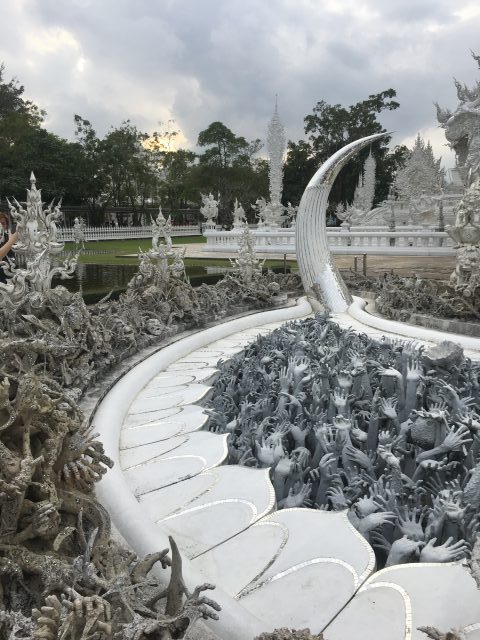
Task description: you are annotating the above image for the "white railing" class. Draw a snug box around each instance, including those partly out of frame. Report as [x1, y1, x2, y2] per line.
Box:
[203, 227, 456, 255]
[58, 224, 200, 242]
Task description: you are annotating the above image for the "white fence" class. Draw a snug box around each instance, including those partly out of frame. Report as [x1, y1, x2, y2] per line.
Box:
[58, 224, 201, 242]
[203, 227, 456, 256]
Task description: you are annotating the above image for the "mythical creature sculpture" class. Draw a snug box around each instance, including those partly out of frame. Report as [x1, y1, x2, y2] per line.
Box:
[72, 217, 86, 246]
[230, 227, 264, 283]
[200, 193, 219, 224]
[232, 198, 246, 227]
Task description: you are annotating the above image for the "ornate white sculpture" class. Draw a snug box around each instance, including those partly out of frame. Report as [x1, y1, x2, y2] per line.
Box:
[395, 134, 444, 210]
[265, 101, 286, 227]
[152, 206, 173, 252]
[252, 197, 267, 226]
[439, 52, 480, 298]
[296, 133, 387, 312]
[230, 226, 264, 282]
[337, 150, 377, 226]
[232, 198, 246, 228]
[6, 173, 77, 299]
[200, 192, 219, 225]
[73, 216, 86, 245]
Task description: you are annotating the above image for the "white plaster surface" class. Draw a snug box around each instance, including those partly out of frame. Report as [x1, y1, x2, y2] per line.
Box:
[323, 562, 480, 640]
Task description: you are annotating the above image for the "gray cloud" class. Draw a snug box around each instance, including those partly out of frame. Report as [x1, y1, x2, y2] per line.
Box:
[1, 0, 479, 170]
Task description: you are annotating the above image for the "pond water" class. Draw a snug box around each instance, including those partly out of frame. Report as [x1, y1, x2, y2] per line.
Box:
[53, 262, 231, 304]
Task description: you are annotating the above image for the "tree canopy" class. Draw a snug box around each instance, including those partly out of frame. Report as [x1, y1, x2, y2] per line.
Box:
[0, 65, 416, 227]
[284, 89, 407, 214]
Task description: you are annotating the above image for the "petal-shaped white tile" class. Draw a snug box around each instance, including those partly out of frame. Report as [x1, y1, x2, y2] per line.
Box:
[120, 434, 188, 468]
[191, 508, 374, 628]
[123, 432, 228, 496]
[141, 466, 274, 525]
[123, 404, 206, 431]
[240, 560, 361, 632]
[160, 499, 266, 559]
[123, 406, 182, 428]
[168, 361, 212, 371]
[128, 393, 185, 415]
[121, 416, 206, 448]
[174, 349, 224, 360]
[133, 384, 211, 407]
[242, 509, 374, 589]
[153, 467, 276, 558]
[139, 473, 218, 522]
[191, 518, 288, 596]
[324, 563, 480, 640]
[146, 368, 218, 386]
[146, 373, 197, 387]
[136, 384, 187, 399]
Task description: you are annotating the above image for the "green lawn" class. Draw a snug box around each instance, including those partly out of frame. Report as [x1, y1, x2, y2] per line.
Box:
[64, 237, 297, 269]
[64, 235, 206, 254]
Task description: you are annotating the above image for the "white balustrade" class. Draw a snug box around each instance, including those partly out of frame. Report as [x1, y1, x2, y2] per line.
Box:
[202, 227, 456, 256]
[58, 224, 200, 242]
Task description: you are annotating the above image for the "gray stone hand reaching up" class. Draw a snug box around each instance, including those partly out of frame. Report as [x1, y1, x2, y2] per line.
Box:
[420, 536, 469, 562]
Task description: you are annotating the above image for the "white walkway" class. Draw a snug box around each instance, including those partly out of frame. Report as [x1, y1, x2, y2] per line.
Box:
[93, 297, 480, 640]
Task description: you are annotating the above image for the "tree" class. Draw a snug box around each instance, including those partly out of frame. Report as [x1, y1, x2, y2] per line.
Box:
[197, 121, 250, 169]
[283, 90, 404, 214]
[196, 122, 268, 224]
[0, 65, 93, 204]
[157, 148, 197, 218]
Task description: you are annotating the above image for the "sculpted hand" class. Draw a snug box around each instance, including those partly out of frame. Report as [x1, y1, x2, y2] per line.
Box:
[256, 439, 275, 466]
[355, 495, 378, 517]
[386, 536, 423, 566]
[279, 482, 312, 509]
[380, 397, 398, 420]
[274, 455, 294, 477]
[378, 444, 401, 469]
[396, 506, 425, 541]
[377, 366, 402, 380]
[318, 452, 336, 478]
[327, 485, 349, 510]
[420, 536, 468, 562]
[406, 356, 423, 382]
[344, 444, 374, 471]
[357, 511, 396, 534]
[441, 423, 473, 453]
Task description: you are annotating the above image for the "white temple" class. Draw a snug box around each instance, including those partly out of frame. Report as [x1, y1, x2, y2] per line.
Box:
[203, 92, 468, 256]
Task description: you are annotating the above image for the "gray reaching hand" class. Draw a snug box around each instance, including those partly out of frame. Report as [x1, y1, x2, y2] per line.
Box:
[380, 397, 398, 420]
[357, 511, 396, 534]
[386, 536, 423, 566]
[420, 536, 468, 563]
[441, 423, 473, 453]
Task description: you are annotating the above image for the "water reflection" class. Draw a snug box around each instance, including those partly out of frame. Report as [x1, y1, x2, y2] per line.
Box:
[52, 262, 231, 303]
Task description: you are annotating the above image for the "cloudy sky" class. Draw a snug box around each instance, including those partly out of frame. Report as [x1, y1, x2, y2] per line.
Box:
[1, 0, 480, 172]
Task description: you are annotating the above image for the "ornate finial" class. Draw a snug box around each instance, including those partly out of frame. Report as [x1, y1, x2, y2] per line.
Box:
[471, 49, 480, 69]
[30, 171, 36, 185]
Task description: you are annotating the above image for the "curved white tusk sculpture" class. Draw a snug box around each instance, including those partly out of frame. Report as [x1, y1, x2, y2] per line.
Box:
[295, 133, 389, 312]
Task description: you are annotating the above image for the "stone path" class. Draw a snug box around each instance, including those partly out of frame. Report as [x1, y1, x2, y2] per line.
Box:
[93, 298, 480, 639]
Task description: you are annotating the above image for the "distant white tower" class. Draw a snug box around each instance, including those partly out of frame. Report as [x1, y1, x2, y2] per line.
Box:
[265, 98, 286, 226]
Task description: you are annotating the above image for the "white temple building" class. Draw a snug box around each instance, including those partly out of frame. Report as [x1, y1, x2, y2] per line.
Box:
[202, 104, 464, 256]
